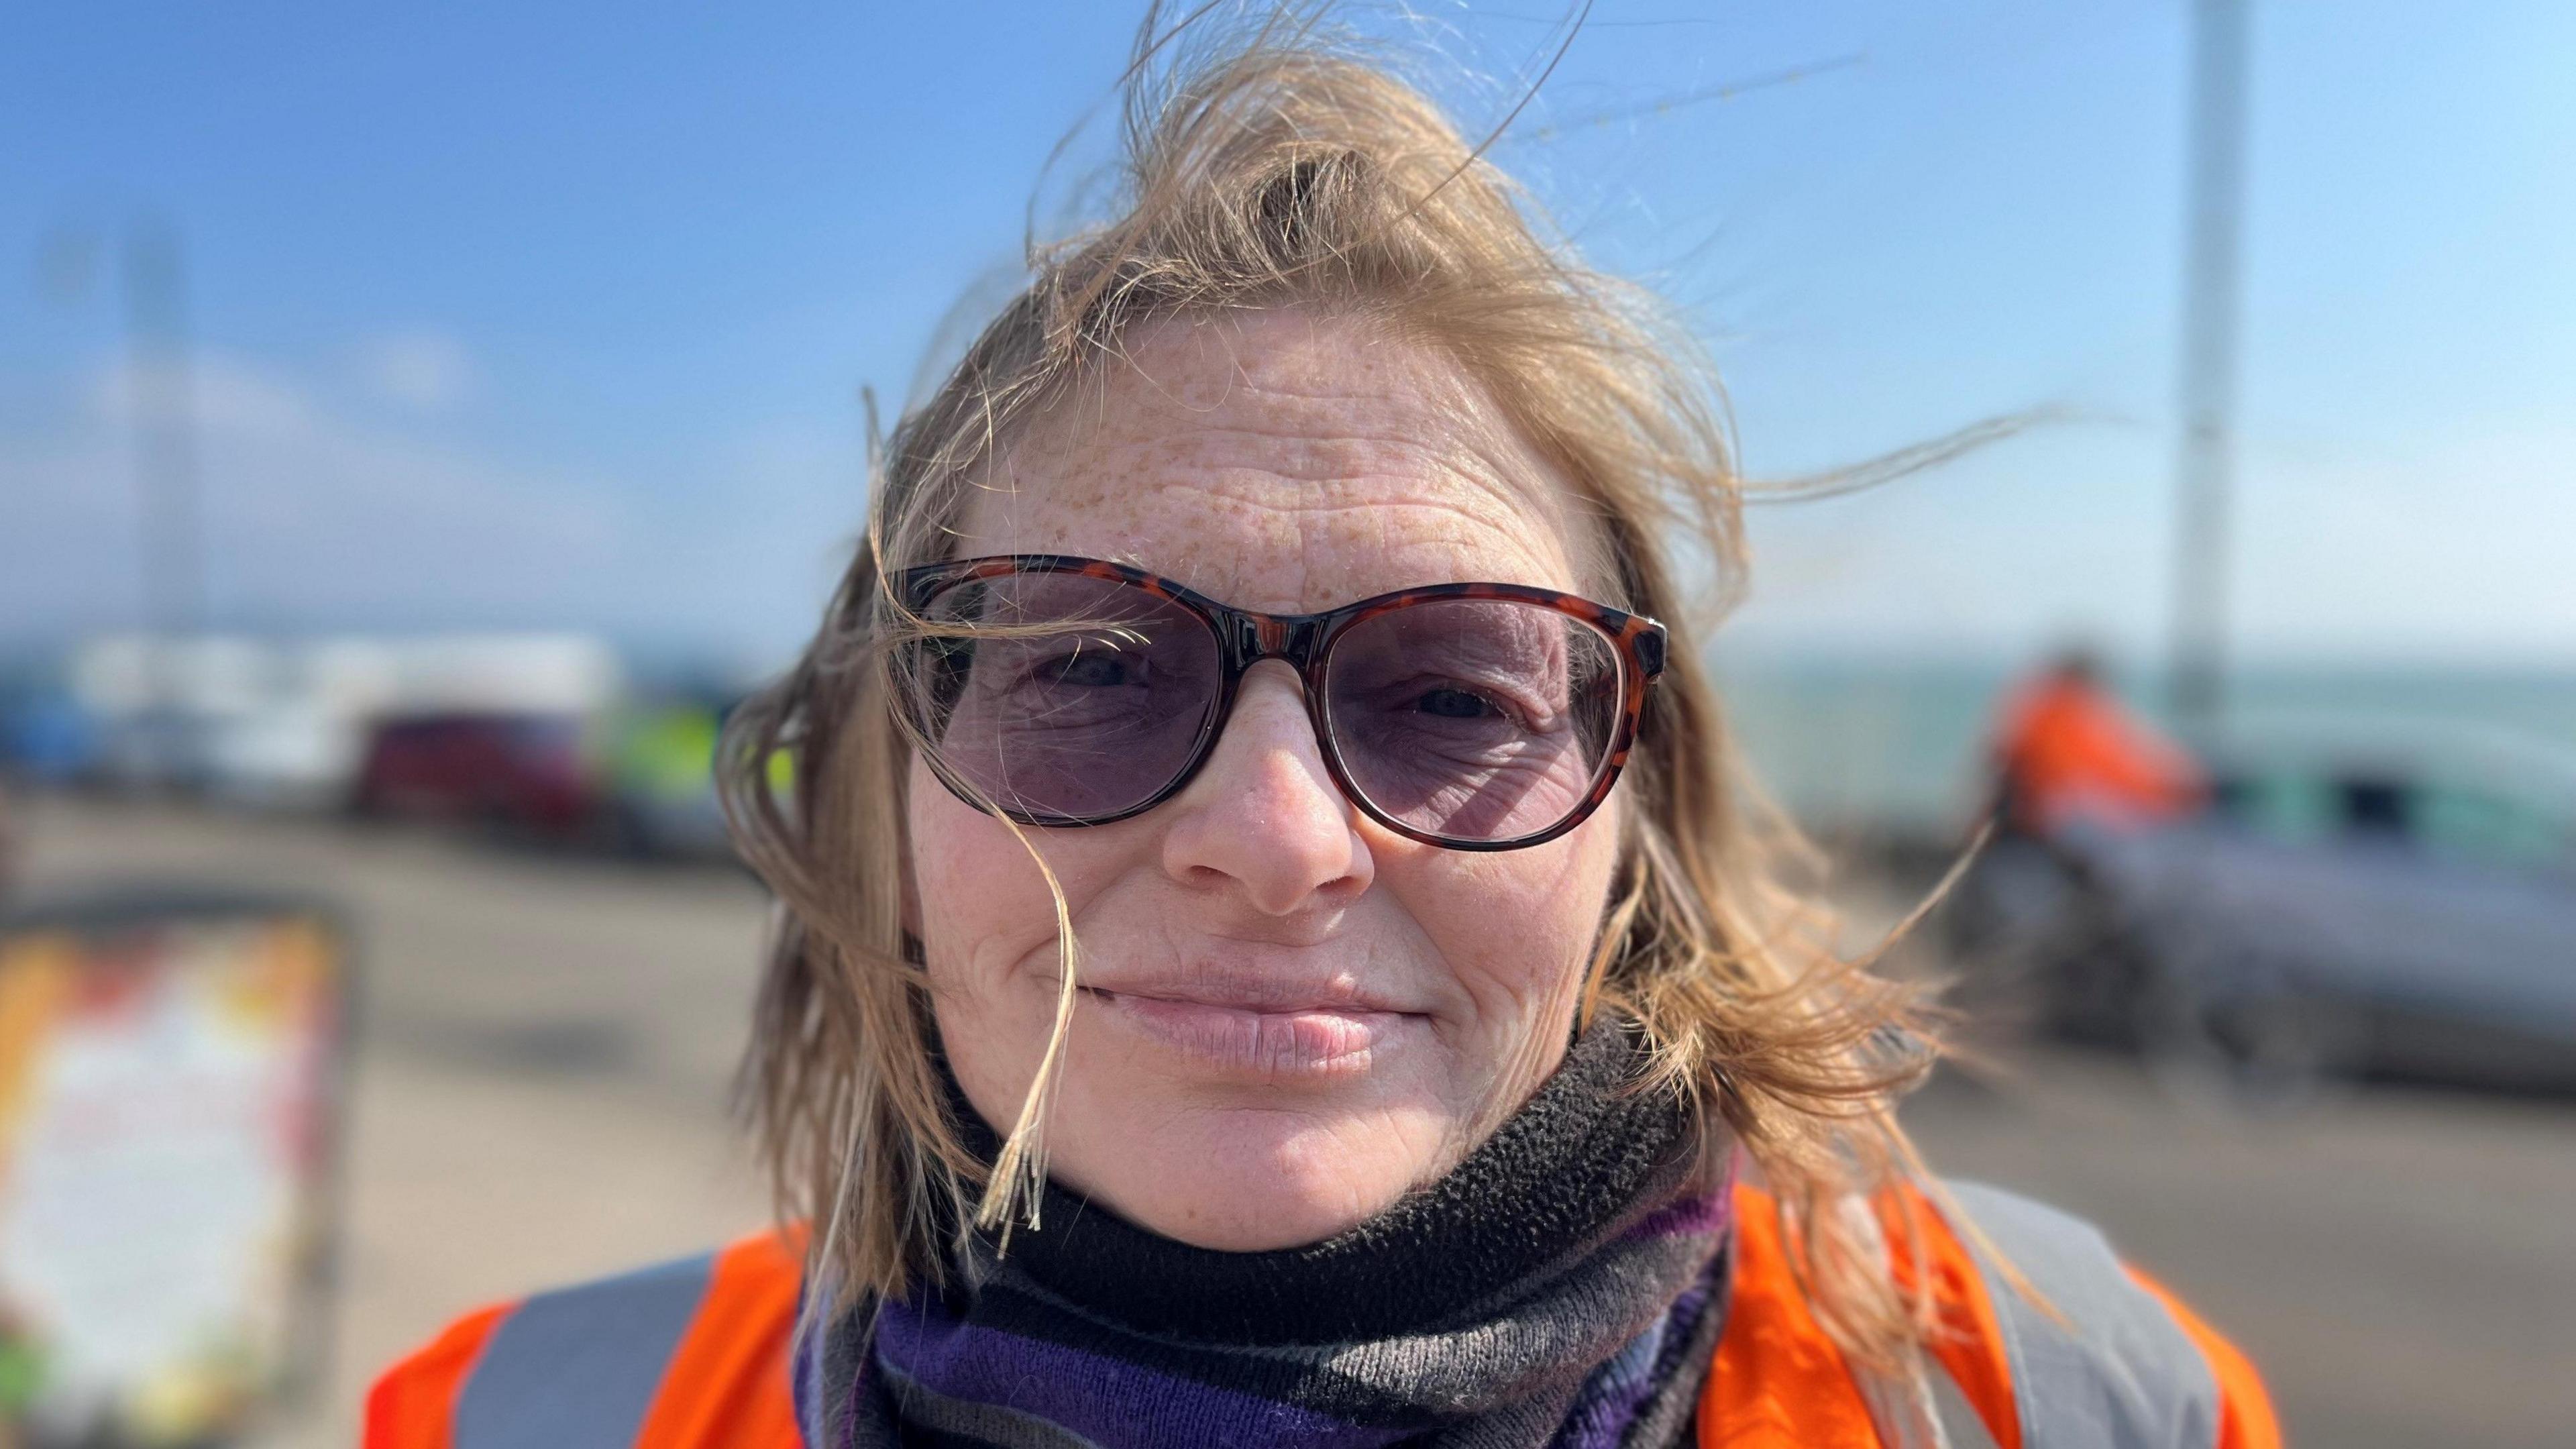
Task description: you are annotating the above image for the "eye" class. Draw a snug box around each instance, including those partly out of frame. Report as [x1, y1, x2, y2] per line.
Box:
[1042, 649, 1138, 688]
[1414, 686, 1499, 719]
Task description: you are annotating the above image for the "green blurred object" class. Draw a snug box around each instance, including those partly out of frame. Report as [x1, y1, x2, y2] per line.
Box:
[0, 1333, 46, 1413]
[610, 704, 722, 805]
[603, 701, 788, 859]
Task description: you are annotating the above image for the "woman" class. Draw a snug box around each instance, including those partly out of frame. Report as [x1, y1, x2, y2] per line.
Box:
[370, 15, 2279, 1449]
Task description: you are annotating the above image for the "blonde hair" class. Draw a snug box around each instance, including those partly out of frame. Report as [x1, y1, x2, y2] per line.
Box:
[721, 4, 1953, 1373]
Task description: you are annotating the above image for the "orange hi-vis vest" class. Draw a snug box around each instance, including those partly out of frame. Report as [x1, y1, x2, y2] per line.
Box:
[369, 1179, 2279, 1449]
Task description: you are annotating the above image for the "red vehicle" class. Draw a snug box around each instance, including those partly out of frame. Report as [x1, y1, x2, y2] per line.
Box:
[350, 712, 603, 839]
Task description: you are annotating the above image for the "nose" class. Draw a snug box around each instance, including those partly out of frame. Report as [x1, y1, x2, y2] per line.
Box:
[1159, 663, 1375, 915]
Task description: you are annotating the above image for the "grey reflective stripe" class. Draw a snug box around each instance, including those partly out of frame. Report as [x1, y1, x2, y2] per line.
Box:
[1929, 1366, 2003, 1449]
[453, 1251, 714, 1449]
[1942, 1181, 2221, 1449]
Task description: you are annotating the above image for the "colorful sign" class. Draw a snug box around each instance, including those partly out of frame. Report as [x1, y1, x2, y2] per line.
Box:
[0, 899, 343, 1447]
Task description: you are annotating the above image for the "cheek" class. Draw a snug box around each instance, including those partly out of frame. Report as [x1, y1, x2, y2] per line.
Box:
[906, 758, 1152, 995]
[1383, 806, 1621, 1019]
[906, 760, 1062, 993]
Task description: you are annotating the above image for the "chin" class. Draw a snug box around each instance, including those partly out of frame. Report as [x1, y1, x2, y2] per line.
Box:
[1052, 1085, 1456, 1252]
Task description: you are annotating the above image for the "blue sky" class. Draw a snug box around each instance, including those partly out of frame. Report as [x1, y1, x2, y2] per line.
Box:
[4, 2, 2571, 672]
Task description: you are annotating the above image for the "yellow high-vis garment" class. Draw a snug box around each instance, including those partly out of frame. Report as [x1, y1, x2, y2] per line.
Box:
[368, 1179, 2280, 1449]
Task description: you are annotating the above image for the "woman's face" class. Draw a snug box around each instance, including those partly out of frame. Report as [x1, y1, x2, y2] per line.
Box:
[907, 309, 1625, 1251]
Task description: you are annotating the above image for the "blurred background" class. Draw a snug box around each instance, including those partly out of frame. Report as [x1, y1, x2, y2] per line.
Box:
[3, 3, 2573, 1445]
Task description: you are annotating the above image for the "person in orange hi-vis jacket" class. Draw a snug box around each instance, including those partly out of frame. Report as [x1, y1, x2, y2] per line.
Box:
[1994, 649, 2209, 837]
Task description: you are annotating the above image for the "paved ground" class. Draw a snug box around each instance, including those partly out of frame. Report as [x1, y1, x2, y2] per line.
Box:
[13, 795, 2576, 1446]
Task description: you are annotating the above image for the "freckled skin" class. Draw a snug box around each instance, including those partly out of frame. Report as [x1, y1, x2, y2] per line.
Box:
[908, 309, 1625, 1251]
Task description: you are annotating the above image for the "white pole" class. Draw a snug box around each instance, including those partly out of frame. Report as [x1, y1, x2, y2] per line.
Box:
[2171, 0, 2251, 739]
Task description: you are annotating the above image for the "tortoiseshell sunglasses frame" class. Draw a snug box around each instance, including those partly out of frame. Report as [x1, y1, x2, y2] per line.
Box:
[894, 554, 1668, 851]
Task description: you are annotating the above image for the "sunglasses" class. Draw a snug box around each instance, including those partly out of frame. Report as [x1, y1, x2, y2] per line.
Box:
[893, 555, 1667, 851]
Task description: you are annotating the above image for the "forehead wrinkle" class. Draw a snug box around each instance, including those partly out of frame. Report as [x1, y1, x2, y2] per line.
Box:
[953, 311, 1595, 609]
[1169, 496, 1560, 612]
[987, 449, 1568, 591]
[973, 475, 1560, 613]
[1126, 443, 1548, 548]
[1087, 322, 1568, 523]
[984, 421, 1571, 590]
[997, 375, 1556, 525]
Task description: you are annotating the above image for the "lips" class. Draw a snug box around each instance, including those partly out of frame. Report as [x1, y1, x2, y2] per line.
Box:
[1077, 970, 1426, 1078]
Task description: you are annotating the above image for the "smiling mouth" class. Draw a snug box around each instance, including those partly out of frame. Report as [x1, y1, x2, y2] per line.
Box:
[1079, 985, 1424, 1077]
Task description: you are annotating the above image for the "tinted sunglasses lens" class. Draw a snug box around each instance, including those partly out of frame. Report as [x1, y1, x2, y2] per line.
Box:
[904, 572, 1222, 822]
[1324, 599, 1624, 843]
